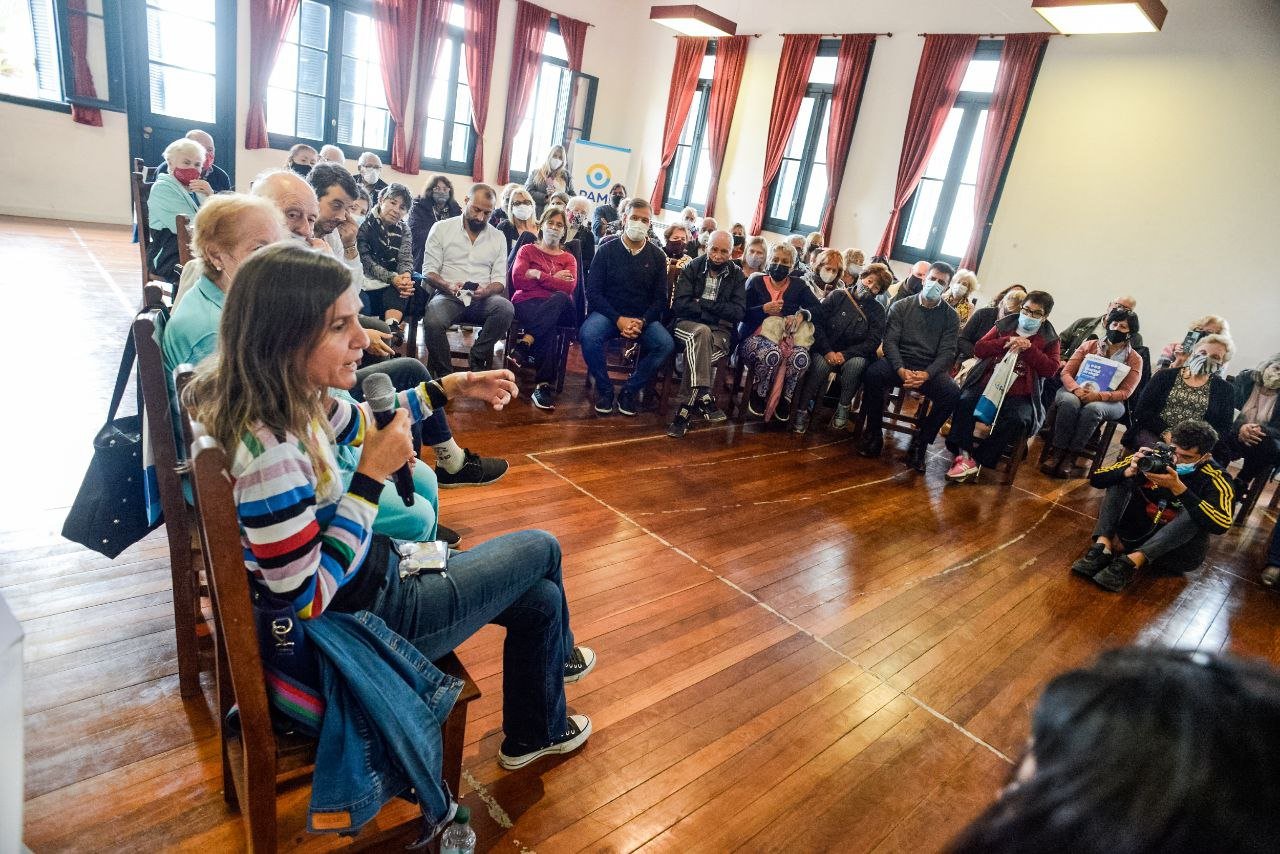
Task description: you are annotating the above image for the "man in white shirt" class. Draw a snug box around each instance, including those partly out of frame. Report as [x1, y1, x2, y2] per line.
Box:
[421, 183, 515, 376]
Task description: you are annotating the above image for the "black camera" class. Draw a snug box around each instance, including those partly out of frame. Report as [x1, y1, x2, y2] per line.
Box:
[1136, 442, 1177, 474]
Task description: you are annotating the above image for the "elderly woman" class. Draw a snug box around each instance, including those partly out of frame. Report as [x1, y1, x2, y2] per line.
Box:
[148, 137, 214, 284]
[741, 236, 767, 276]
[958, 284, 1026, 363]
[804, 248, 845, 298]
[285, 143, 318, 176]
[563, 195, 595, 270]
[1127, 333, 1235, 451]
[408, 174, 462, 272]
[738, 242, 822, 422]
[945, 269, 979, 325]
[184, 243, 593, 784]
[499, 186, 539, 253]
[510, 206, 579, 411]
[1220, 352, 1280, 493]
[524, 145, 575, 214]
[1157, 314, 1231, 370]
[840, 249, 866, 288]
[1041, 308, 1145, 478]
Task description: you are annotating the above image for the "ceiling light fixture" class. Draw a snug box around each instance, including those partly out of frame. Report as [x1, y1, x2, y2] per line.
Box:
[1032, 0, 1168, 34]
[649, 4, 737, 38]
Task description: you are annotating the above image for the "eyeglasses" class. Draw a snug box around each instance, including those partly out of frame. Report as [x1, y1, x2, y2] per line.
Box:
[1021, 308, 1047, 320]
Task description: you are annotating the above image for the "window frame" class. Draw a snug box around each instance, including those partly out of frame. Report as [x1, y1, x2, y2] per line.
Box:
[762, 39, 843, 236]
[418, 6, 475, 175]
[891, 40, 1004, 267]
[661, 42, 715, 215]
[507, 17, 573, 184]
[266, 0, 395, 160]
[0, 0, 126, 114]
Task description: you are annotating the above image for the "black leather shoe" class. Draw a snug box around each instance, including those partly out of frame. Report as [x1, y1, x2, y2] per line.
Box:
[905, 440, 927, 472]
[858, 429, 884, 458]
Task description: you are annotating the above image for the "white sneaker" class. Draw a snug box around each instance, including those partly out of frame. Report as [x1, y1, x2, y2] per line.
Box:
[497, 714, 592, 770]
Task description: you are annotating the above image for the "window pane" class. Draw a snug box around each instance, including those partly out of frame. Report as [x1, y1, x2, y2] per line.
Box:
[150, 0, 213, 20]
[903, 179, 943, 249]
[771, 159, 800, 220]
[297, 93, 325, 139]
[810, 55, 837, 85]
[148, 65, 215, 122]
[268, 41, 298, 90]
[669, 146, 692, 195]
[299, 0, 329, 50]
[941, 183, 976, 257]
[678, 89, 703, 145]
[146, 7, 215, 74]
[923, 108, 963, 180]
[0, 0, 63, 101]
[812, 103, 831, 165]
[784, 98, 814, 159]
[454, 80, 471, 121]
[450, 123, 469, 162]
[960, 59, 999, 93]
[339, 54, 358, 102]
[961, 110, 988, 184]
[297, 46, 327, 96]
[423, 117, 445, 160]
[690, 145, 712, 207]
[543, 30, 568, 61]
[338, 10, 387, 150]
[427, 39, 454, 118]
[800, 162, 827, 228]
[266, 87, 297, 135]
[447, 1, 464, 27]
[698, 52, 715, 80]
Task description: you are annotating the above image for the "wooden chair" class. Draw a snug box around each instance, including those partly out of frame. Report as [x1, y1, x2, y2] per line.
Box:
[979, 421, 1031, 486]
[133, 301, 207, 698]
[854, 386, 933, 443]
[131, 169, 166, 292]
[1234, 462, 1280, 526]
[184, 419, 479, 853]
[175, 213, 194, 271]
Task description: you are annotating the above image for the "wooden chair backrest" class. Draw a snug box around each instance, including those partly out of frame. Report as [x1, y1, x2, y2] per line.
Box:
[132, 170, 158, 287]
[176, 214, 194, 271]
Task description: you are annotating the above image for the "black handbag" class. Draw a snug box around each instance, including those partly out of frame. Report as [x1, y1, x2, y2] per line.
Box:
[61, 330, 161, 558]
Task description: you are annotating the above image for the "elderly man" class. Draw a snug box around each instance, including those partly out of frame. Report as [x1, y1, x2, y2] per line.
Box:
[420, 183, 515, 376]
[319, 143, 346, 164]
[667, 229, 745, 437]
[686, 215, 719, 259]
[154, 129, 231, 192]
[1059, 295, 1144, 360]
[356, 151, 388, 202]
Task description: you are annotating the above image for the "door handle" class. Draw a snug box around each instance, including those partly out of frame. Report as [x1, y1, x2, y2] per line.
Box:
[143, 125, 153, 139]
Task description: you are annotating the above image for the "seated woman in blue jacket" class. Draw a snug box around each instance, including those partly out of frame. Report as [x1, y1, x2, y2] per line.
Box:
[738, 242, 822, 422]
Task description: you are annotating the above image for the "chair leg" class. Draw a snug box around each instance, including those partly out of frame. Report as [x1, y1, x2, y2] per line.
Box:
[440, 701, 469, 798]
[169, 519, 203, 699]
[244, 753, 280, 854]
[1003, 427, 1030, 486]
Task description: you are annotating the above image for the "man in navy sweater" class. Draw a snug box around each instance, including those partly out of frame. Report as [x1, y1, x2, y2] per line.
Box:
[581, 198, 674, 415]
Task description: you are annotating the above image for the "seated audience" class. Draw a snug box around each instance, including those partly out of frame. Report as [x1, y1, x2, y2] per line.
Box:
[510, 205, 579, 411]
[946, 646, 1280, 854]
[183, 242, 594, 784]
[667, 230, 745, 438]
[1127, 333, 1235, 451]
[357, 182, 415, 334]
[741, 236, 767, 276]
[563, 195, 596, 274]
[355, 151, 388, 202]
[148, 136, 212, 283]
[738, 242, 822, 422]
[958, 284, 1026, 363]
[662, 223, 693, 308]
[500, 187, 539, 253]
[802, 231, 824, 261]
[154, 129, 230, 193]
[793, 262, 891, 433]
[729, 223, 747, 260]
[679, 207, 699, 240]
[525, 144, 574, 214]
[1071, 420, 1233, 591]
[319, 143, 345, 163]
[286, 143, 318, 176]
[1156, 314, 1230, 370]
[592, 183, 627, 239]
[1059, 294, 1142, 359]
[1220, 352, 1280, 494]
[839, 248, 866, 288]
[945, 268, 978, 325]
[490, 182, 521, 228]
[891, 259, 937, 304]
[868, 254, 897, 308]
[581, 199, 674, 416]
[408, 175, 462, 273]
[858, 266, 960, 472]
[689, 216, 718, 257]
[1041, 308, 1144, 478]
[420, 183, 516, 377]
[804, 248, 845, 298]
[788, 234, 808, 269]
[947, 291, 1060, 482]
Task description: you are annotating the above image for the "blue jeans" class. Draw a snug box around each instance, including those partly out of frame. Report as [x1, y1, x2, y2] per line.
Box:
[579, 311, 675, 397]
[371, 529, 574, 753]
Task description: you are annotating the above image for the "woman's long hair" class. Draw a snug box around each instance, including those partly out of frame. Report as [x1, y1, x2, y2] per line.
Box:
[947, 647, 1280, 854]
[184, 242, 354, 479]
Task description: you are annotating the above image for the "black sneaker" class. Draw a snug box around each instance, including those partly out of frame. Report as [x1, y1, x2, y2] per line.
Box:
[905, 440, 927, 472]
[698, 393, 727, 423]
[1071, 543, 1110, 578]
[497, 714, 592, 771]
[747, 388, 766, 417]
[386, 319, 405, 349]
[564, 646, 596, 683]
[774, 396, 792, 422]
[1093, 554, 1139, 592]
[435, 524, 461, 547]
[531, 383, 555, 411]
[507, 340, 532, 369]
[617, 388, 639, 416]
[667, 406, 693, 438]
[858, 429, 884, 458]
[594, 388, 615, 415]
[436, 450, 509, 488]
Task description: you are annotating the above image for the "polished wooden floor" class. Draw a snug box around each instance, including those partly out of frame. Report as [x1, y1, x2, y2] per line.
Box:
[4, 215, 1278, 853]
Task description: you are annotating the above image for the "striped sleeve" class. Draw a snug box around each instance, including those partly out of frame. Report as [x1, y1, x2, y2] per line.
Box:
[1180, 466, 1235, 534]
[327, 381, 447, 447]
[233, 437, 382, 619]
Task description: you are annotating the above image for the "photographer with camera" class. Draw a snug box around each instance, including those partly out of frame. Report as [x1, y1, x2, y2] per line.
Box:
[1070, 420, 1235, 592]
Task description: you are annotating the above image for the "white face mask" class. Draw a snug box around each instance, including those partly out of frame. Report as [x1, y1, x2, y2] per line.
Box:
[542, 225, 563, 245]
[846, 264, 863, 278]
[512, 203, 535, 221]
[549, 157, 563, 170]
[352, 213, 366, 226]
[360, 167, 380, 183]
[624, 218, 648, 242]
[819, 268, 838, 284]
[949, 282, 968, 298]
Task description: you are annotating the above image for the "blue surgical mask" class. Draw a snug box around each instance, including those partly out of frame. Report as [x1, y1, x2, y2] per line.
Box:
[1175, 462, 1198, 476]
[920, 280, 945, 302]
[1017, 314, 1043, 335]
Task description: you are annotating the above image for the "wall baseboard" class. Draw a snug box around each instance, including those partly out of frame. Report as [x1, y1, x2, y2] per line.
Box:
[0, 206, 132, 226]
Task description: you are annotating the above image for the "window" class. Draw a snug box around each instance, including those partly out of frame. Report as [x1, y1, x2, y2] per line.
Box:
[145, 0, 216, 122]
[893, 41, 1003, 265]
[267, 0, 391, 155]
[0, 0, 125, 112]
[662, 47, 715, 213]
[507, 20, 573, 182]
[0, 0, 62, 103]
[764, 41, 840, 235]
[420, 1, 474, 173]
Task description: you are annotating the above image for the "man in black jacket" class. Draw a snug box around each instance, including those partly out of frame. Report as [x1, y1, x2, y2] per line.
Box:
[792, 263, 890, 434]
[667, 231, 746, 438]
[1071, 419, 1234, 592]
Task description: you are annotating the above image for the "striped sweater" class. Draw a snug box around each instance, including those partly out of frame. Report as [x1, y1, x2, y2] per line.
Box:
[230, 382, 444, 619]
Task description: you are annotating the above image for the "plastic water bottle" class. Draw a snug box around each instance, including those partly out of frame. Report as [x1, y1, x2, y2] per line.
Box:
[440, 805, 475, 854]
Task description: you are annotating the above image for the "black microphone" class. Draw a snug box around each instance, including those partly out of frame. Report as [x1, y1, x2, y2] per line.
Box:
[360, 372, 415, 506]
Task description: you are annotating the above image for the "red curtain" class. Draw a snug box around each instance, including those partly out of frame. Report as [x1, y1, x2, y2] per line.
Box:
[749, 34, 820, 234]
[66, 0, 101, 126]
[875, 34, 978, 257]
[245, 0, 301, 148]
[558, 14, 588, 72]
[463, 0, 499, 181]
[961, 33, 1050, 270]
[818, 34, 877, 240]
[702, 35, 749, 218]
[374, 0, 419, 172]
[648, 36, 709, 213]
[496, 1, 551, 184]
[406, 0, 449, 174]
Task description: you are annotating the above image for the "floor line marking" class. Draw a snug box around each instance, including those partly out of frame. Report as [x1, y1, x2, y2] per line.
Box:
[69, 227, 134, 316]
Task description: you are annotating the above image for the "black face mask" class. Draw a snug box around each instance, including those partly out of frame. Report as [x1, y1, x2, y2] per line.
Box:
[466, 217, 486, 234]
[707, 257, 727, 272]
[1105, 329, 1129, 344]
[664, 240, 686, 259]
[732, 234, 745, 247]
[610, 194, 624, 208]
[289, 161, 312, 176]
[767, 263, 790, 282]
